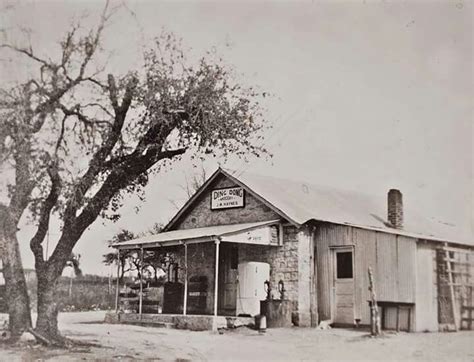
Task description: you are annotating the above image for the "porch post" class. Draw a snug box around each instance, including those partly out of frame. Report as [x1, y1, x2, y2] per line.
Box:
[115, 249, 120, 312]
[139, 246, 144, 319]
[183, 242, 188, 315]
[214, 239, 220, 316]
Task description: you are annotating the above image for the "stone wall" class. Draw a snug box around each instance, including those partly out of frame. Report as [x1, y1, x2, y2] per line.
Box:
[297, 226, 315, 327]
[172, 174, 281, 230]
[238, 226, 300, 314]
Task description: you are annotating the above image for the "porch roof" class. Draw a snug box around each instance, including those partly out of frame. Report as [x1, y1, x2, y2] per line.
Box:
[112, 219, 280, 250]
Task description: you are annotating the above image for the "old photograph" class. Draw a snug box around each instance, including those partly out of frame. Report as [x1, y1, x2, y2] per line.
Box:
[0, 0, 472, 360]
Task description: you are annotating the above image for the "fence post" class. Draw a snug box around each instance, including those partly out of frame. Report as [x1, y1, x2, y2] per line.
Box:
[368, 267, 381, 336]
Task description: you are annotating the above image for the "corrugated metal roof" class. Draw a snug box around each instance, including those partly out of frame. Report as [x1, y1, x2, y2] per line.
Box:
[222, 169, 473, 246]
[112, 220, 280, 249]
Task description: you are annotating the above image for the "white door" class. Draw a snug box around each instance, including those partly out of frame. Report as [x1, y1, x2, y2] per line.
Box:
[332, 248, 355, 325]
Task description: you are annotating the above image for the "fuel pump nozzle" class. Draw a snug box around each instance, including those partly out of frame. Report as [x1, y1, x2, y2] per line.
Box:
[278, 280, 286, 300]
[264, 280, 272, 300]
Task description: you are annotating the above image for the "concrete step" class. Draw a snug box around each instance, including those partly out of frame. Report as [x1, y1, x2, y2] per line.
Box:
[124, 321, 176, 329]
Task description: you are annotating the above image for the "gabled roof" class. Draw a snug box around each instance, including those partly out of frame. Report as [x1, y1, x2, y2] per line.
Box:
[164, 168, 472, 247]
[163, 168, 299, 232]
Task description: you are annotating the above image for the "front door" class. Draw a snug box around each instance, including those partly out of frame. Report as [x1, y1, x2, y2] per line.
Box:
[332, 247, 355, 325]
[218, 244, 238, 315]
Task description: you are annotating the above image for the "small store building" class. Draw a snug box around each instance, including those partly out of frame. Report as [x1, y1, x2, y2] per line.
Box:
[109, 168, 474, 332]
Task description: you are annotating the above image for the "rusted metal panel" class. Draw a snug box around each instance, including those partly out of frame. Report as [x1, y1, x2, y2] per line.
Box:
[415, 244, 438, 331]
[375, 232, 398, 302]
[316, 223, 419, 325]
[315, 224, 360, 322]
[383, 306, 410, 331]
[322, 224, 352, 247]
[353, 228, 417, 324]
[397, 236, 417, 303]
[353, 228, 377, 324]
[315, 225, 332, 321]
[220, 169, 471, 246]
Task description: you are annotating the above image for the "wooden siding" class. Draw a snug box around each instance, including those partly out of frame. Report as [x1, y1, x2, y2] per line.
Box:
[415, 243, 438, 331]
[384, 306, 410, 331]
[375, 232, 398, 302]
[315, 223, 417, 325]
[353, 228, 377, 323]
[396, 236, 416, 303]
[315, 224, 351, 321]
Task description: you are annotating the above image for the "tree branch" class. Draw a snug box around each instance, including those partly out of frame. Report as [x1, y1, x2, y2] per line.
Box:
[107, 74, 119, 111]
[83, 102, 113, 117]
[58, 103, 112, 128]
[54, 114, 67, 156]
[62, 74, 137, 227]
[8, 134, 35, 222]
[29, 163, 61, 267]
[48, 146, 186, 276]
[84, 77, 107, 89]
[0, 44, 56, 70]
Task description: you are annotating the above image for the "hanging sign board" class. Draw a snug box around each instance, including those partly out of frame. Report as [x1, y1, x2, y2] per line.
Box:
[221, 225, 280, 245]
[211, 187, 245, 210]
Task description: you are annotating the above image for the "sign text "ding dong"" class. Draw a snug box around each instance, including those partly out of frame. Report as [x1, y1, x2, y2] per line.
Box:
[211, 187, 245, 210]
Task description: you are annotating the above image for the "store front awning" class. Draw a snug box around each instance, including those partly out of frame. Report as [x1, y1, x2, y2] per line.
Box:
[112, 219, 282, 250]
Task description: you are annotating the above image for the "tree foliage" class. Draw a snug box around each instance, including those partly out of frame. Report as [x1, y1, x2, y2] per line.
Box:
[103, 224, 172, 283]
[1, 2, 269, 343]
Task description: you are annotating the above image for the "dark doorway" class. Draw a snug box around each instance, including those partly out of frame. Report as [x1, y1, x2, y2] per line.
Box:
[218, 243, 238, 316]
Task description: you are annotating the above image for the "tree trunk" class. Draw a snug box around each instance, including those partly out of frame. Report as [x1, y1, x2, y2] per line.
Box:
[0, 207, 32, 340]
[35, 274, 63, 344]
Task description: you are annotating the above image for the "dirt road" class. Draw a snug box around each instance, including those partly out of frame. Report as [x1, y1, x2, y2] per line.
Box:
[1, 312, 473, 361]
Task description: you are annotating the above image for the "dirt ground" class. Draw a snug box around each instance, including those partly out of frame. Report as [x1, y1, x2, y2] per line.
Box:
[0, 312, 473, 361]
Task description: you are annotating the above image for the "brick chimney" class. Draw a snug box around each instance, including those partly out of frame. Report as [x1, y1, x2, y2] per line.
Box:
[387, 189, 403, 229]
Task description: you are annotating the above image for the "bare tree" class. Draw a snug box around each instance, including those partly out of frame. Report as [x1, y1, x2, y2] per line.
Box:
[182, 164, 208, 198]
[1, 5, 269, 345]
[168, 164, 208, 209]
[140, 222, 164, 237]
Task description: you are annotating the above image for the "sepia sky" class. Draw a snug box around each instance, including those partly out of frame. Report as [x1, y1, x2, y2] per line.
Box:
[2, 0, 472, 275]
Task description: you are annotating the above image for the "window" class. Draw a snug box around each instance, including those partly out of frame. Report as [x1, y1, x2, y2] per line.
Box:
[336, 251, 353, 279]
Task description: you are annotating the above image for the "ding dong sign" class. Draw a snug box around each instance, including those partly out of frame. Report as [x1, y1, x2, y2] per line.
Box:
[211, 187, 245, 210]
